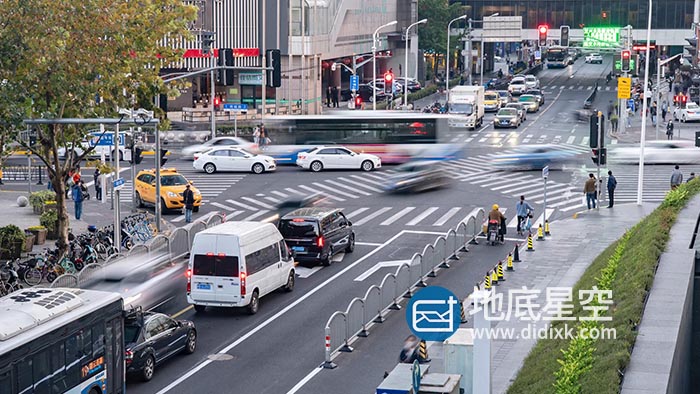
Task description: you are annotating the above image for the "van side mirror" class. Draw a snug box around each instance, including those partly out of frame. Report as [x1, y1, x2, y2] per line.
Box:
[289, 250, 296, 259]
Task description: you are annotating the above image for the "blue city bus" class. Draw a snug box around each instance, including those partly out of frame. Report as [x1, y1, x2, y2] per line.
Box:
[259, 112, 462, 164]
[546, 46, 571, 68]
[0, 288, 125, 394]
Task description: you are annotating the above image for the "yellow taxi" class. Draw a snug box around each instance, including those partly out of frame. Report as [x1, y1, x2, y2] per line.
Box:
[484, 91, 501, 112]
[134, 168, 202, 212]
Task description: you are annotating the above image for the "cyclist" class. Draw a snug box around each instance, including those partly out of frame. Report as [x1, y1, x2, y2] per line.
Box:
[515, 195, 534, 236]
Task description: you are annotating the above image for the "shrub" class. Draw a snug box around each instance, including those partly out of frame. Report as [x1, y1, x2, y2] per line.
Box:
[29, 190, 56, 208]
[40, 210, 59, 233]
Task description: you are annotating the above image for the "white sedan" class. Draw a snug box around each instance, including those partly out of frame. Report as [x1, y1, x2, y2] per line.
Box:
[193, 147, 276, 174]
[296, 146, 381, 172]
[585, 53, 603, 64]
[508, 77, 528, 95]
[608, 141, 700, 164]
[181, 137, 254, 160]
[673, 102, 700, 122]
[524, 75, 539, 89]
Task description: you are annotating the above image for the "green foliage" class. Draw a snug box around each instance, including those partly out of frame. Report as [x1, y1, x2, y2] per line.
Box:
[29, 190, 56, 208]
[417, 0, 466, 55]
[39, 210, 59, 232]
[0, 225, 27, 245]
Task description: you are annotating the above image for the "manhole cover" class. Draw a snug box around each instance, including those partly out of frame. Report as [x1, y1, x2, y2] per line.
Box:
[207, 353, 235, 361]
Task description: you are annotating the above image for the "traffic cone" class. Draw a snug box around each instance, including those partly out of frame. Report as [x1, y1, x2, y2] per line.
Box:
[544, 219, 551, 236]
[507, 253, 514, 271]
[459, 300, 468, 323]
[484, 272, 492, 290]
[491, 269, 499, 286]
[418, 339, 431, 363]
[527, 233, 534, 251]
[513, 243, 521, 262]
[497, 261, 505, 281]
[537, 224, 545, 241]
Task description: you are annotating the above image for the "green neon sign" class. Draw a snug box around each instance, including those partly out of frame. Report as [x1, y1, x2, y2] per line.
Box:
[583, 27, 620, 48]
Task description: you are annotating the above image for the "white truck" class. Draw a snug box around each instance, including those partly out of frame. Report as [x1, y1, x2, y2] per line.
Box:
[448, 85, 485, 130]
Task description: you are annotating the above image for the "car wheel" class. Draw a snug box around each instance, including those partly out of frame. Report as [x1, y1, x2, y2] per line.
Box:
[135, 192, 144, 208]
[183, 330, 197, 354]
[204, 163, 216, 174]
[160, 198, 168, 214]
[247, 290, 259, 315]
[321, 248, 332, 266]
[283, 271, 295, 292]
[310, 161, 323, 172]
[141, 355, 155, 382]
[682, 115, 687, 123]
[345, 234, 355, 253]
[252, 163, 265, 174]
[193, 304, 206, 313]
[361, 160, 374, 172]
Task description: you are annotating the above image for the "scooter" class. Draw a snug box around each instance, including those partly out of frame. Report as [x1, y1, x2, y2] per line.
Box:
[487, 220, 504, 246]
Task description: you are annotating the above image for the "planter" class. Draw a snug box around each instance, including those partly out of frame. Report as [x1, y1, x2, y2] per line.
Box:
[47, 229, 58, 240]
[0, 241, 23, 260]
[32, 205, 43, 215]
[24, 234, 35, 252]
[43, 204, 57, 214]
[29, 228, 47, 245]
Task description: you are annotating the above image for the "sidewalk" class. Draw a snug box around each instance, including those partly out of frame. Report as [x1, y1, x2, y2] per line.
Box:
[612, 112, 695, 144]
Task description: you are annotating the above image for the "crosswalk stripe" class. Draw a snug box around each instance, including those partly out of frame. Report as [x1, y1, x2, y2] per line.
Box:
[271, 190, 289, 198]
[338, 177, 383, 193]
[582, 137, 590, 145]
[172, 215, 185, 223]
[353, 207, 392, 226]
[550, 198, 581, 208]
[381, 207, 416, 225]
[432, 207, 461, 226]
[406, 207, 439, 226]
[225, 199, 259, 211]
[560, 204, 584, 212]
[540, 192, 578, 204]
[312, 182, 358, 199]
[506, 215, 519, 229]
[264, 196, 280, 204]
[345, 207, 370, 219]
[566, 136, 576, 144]
[364, 173, 386, 181]
[325, 179, 372, 196]
[350, 174, 384, 186]
[298, 185, 345, 202]
[241, 210, 271, 221]
[496, 182, 544, 194]
[224, 211, 245, 221]
[241, 196, 275, 209]
[532, 208, 555, 228]
[285, 187, 304, 195]
[471, 173, 520, 185]
[211, 202, 235, 211]
[491, 178, 535, 191]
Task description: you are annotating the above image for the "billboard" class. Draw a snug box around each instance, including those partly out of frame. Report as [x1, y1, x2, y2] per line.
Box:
[583, 27, 620, 48]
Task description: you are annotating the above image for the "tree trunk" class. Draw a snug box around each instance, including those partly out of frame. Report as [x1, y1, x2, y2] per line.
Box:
[50, 172, 70, 257]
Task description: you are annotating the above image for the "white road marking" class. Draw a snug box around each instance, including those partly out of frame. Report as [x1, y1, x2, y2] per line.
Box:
[325, 179, 372, 196]
[406, 207, 439, 226]
[345, 207, 370, 219]
[298, 185, 345, 202]
[312, 182, 359, 199]
[354, 260, 411, 281]
[433, 207, 461, 226]
[241, 196, 275, 209]
[285, 187, 305, 195]
[353, 207, 392, 226]
[210, 202, 235, 211]
[264, 196, 281, 203]
[271, 190, 289, 198]
[349, 174, 384, 186]
[566, 136, 576, 144]
[225, 199, 259, 211]
[240, 210, 271, 221]
[337, 177, 383, 193]
[380, 207, 416, 225]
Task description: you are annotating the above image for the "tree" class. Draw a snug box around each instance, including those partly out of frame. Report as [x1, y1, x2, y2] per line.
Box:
[0, 0, 197, 255]
[417, 0, 466, 78]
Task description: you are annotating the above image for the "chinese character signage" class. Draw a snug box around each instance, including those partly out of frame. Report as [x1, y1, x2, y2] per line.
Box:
[583, 27, 620, 48]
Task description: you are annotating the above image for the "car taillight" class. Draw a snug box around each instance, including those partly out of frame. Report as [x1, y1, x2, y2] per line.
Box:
[193, 155, 199, 161]
[317, 236, 324, 247]
[125, 350, 133, 365]
[240, 272, 247, 296]
[299, 155, 306, 160]
[186, 269, 191, 293]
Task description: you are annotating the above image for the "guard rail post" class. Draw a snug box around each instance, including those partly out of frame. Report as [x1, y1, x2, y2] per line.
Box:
[322, 326, 337, 369]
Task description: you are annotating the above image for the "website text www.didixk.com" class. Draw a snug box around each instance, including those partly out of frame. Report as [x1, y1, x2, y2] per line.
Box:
[472, 323, 617, 341]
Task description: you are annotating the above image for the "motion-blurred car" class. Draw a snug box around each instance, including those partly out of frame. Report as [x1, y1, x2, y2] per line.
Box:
[340, 84, 388, 102]
[124, 309, 196, 381]
[296, 146, 381, 172]
[672, 102, 700, 122]
[492, 144, 582, 170]
[395, 77, 422, 92]
[508, 77, 528, 95]
[496, 90, 512, 106]
[384, 160, 450, 193]
[193, 147, 276, 174]
[262, 194, 329, 224]
[505, 103, 528, 121]
[524, 75, 540, 89]
[493, 108, 521, 128]
[518, 94, 540, 112]
[484, 91, 501, 112]
[608, 141, 700, 164]
[585, 53, 603, 64]
[181, 137, 254, 160]
[526, 89, 545, 105]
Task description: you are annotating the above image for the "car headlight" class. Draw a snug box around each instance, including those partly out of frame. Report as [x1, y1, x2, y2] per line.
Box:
[167, 191, 178, 198]
[194, 190, 201, 196]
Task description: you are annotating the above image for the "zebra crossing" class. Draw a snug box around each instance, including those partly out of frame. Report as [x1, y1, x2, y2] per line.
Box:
[541, 84, 619, 92]
[464, 133, 617, 147]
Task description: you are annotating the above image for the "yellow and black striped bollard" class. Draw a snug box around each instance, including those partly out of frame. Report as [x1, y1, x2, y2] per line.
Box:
[484, 272, 492, 290]
[507, 253, 514, 271]
[544, 219, 551, 236]
[497, 261, 505, 281]
[527, 233, 535, 251]
[537, 224, 545, 241]
[491, 269, 499, 286]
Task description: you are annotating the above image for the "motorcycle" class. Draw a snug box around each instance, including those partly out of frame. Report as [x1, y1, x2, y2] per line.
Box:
[487, 219, 504, 246]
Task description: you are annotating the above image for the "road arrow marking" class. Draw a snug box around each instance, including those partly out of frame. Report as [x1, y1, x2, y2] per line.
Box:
[354, 259, 411, 282]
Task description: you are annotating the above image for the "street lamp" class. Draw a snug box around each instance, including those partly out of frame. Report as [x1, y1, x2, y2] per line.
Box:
[655, 53, 682, 139]
[373, 20, 398, 110]
[446, 15, 467, 103]
[637, 0, 652, 205]
[404, 18, 428, 110]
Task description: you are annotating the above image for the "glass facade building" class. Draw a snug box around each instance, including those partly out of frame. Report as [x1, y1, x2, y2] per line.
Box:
[452, 0, 695, 30]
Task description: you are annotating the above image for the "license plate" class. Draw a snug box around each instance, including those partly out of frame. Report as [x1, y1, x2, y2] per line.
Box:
[501, 121, 509, 124]
[292, 246, 305, 252]
[196, 283, 211, 290]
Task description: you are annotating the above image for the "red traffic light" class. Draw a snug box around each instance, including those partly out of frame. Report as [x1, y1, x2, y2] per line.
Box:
[384, 72, 393, 82]
[354, 96, 362, 108]
[538, 25, 548, 34]
[214, 97, 221, 105]
[621, 50, 631, 59]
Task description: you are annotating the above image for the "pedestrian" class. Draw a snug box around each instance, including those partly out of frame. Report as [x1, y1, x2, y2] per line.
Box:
[94, 168, 102, 201]
[671, 165, 683, 189]
[626, 107, 633, 128]
[65, 170, 74, 199]
[661, 99, 668, 121]
[398, 335, 419, 364]
[607, 170, 617, 208]
[650, 102, 657, 126]
[688, 172, 696, 183]
[326, 85, 332, 107]
[253, 125, 261, 145]
[331, 86, 338, 108]
[515, 195, 533, 236]
[666, 120, 674, 140]
[610, 111, 619, 133]
[71, 181, 84, 220]
[259, 125, 269, 148]
[183, 184, 195, 223]
[607, 100, 614, 119]
[584, 173, 597, 209]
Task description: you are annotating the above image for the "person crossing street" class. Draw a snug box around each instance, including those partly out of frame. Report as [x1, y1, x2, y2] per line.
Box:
[584, 173, 597, 209]
[515, 195, 533, 236]
[183, 184, 195, 223]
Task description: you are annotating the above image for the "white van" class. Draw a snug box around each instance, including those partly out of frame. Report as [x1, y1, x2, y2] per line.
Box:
[186, 221, 295, 314]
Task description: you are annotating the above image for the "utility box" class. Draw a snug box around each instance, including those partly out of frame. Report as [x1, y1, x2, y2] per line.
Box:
[443, 328, 474, 394]
[418, 373, 461, 394]
[376, 363, 429, 394]
[695, 131, 700, 147]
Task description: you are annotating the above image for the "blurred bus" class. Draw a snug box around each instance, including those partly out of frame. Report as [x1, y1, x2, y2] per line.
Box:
[546, 46, 572, 68]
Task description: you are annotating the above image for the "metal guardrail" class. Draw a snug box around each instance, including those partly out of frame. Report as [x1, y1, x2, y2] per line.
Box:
[50, 211, 228, 288]
[584, 82, 598, 109]
[322, 208, 486, 368]
[1, 166, 46, 182]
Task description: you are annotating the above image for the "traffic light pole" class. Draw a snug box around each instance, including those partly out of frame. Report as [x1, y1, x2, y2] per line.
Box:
[114, 123, 121, 251]
[210, 51, 216, 140]
[597, 111, 602, 210]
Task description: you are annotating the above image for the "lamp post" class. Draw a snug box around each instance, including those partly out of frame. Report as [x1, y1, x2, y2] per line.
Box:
[446, 15, 467, 104]
[404, 18, 428, 110]
[637, 0, 653, 205]
[655, 53, 682, 139]
[373, 20, 398, 110]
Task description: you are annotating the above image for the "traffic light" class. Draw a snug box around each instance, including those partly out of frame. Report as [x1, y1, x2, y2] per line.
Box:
[560, 25, 570, 47]
[538, 25, 548, 47]
[160, 149, 168, 167]
[384, 71, 394, 94]
[675, 94, 688, 108]
[266, 49, 282, 88]
[218, 48, 234, 86]
[592, 148, 607, 165]
[589, 113, 605, 148]
[354, 96, 362, 109]
[621, 50, 631, 72]
[213, 96, 221, 111]
[601, 11, 608, 19]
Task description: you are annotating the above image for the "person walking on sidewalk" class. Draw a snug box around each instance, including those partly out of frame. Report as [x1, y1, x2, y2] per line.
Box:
[610, 111, 619, 133]
[607, 170, 617, 208]
[666, 120, 674, 140]
[183, 184, 195, 223]
[515, 195, 533, 236]
[688, 172, 696, 183]
[584, 173, 597, 209]
[93, 168, 102, 201]
[71, 182, 84, 220]
[661, 99, 668, 121]
[326, 85, 332, 108]
[671, 165, 683, 189]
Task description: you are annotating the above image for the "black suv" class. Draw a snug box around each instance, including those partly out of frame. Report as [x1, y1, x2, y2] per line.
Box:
[278, 207, 355, 266]
[124, 309, 197, 381]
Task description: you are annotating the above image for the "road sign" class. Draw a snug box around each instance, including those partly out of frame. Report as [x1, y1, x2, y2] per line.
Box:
[542, 166, 549, 179]
[534, 50, 541, 60]
[113, 178, 125, 190]
[618, 77, 632, 99]
[223, 103, 248, 112]
[350, 75, 359, 92]
[412, 360, 421, 393]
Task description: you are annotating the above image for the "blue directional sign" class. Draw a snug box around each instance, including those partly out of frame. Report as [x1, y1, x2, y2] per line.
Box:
[350, 75, 359, 91]
[412, 360, 421, 393]
[89, 132, 125, 147]
[113, 178, 125, 190]
[223, 103, 249, 112]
